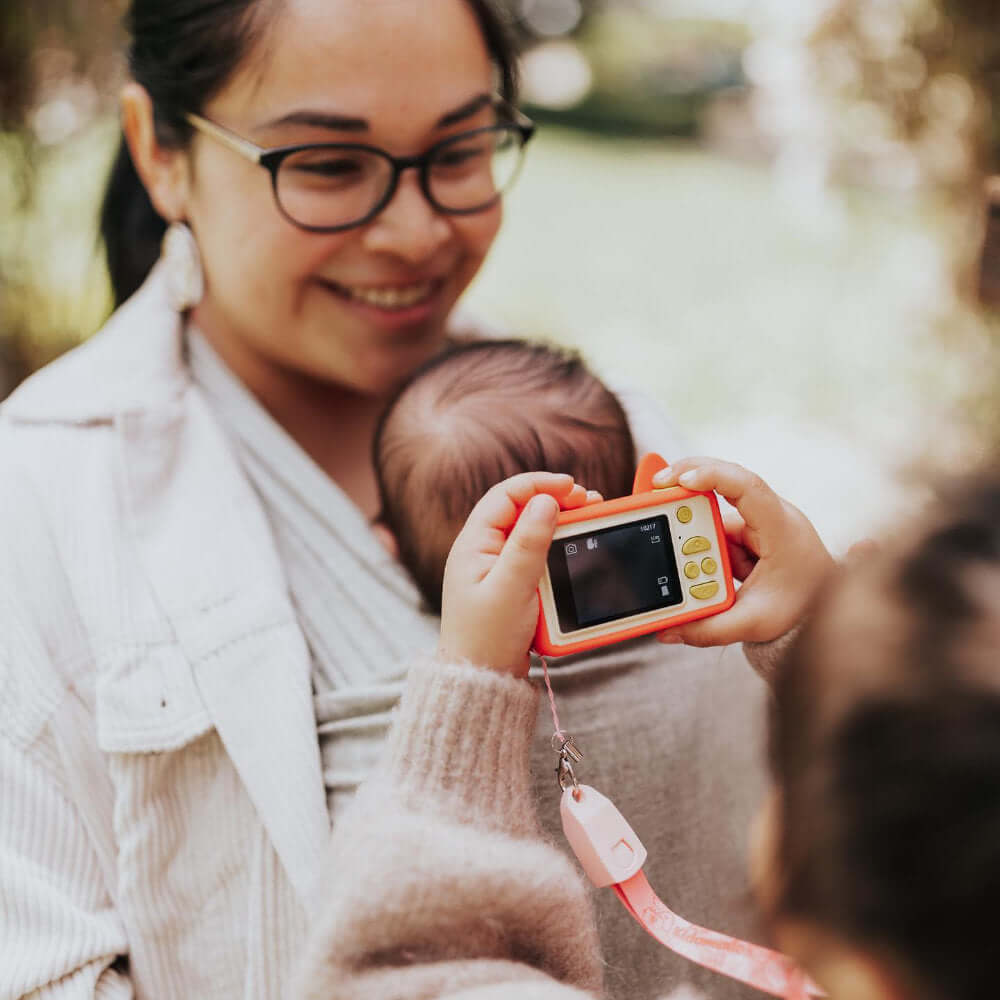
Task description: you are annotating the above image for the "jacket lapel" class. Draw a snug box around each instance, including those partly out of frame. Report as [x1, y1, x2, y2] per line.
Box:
[120, 389, 329, 909]
[7, 264, 330, 908]
[32, 268, 333, 910]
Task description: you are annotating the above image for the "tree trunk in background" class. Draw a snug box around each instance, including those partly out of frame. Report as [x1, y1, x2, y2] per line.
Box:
[2, 2, 43, 400]
[1, 0, 121, 399]
[0, 337, 32, 402]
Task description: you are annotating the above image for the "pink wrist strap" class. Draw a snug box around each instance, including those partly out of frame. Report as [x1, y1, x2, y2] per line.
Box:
[561, 784, 823, 999]
[614, 872, 816, 999]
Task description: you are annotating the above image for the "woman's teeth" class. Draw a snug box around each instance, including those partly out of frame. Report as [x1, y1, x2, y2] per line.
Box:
[342, 281, 435, 309]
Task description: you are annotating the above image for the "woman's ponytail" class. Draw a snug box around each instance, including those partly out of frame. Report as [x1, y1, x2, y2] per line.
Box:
[98, 0, 278, 307]
[100, 135, 166, 307]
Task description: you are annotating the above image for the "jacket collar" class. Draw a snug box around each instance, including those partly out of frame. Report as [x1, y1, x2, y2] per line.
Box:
[3, 261, 188, 424]
[3, 263, 491, 425]
[118, 389, 330, 908]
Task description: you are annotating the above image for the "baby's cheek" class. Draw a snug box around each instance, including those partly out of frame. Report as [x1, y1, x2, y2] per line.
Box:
[371, 522, 400, 561]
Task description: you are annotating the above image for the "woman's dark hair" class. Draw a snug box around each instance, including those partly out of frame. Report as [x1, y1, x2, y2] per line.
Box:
[100, 0, 520, 307]
[768, 472, 1000, 1000]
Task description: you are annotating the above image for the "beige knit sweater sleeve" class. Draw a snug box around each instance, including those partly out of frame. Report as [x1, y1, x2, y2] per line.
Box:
[294, 657, 604, 1000]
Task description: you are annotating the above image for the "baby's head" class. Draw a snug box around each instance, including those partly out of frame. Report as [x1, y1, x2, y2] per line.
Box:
[759, 472, 1000, 1000]
[374, 338, 635, 612]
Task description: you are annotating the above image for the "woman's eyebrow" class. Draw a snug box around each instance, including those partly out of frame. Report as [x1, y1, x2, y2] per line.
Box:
[436, 93, 492, 128]
[260, 110, 369, 132]
[259, 93, 492, 135]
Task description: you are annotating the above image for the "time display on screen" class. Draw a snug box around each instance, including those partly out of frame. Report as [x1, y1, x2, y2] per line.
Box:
[547, 515, 682, 633]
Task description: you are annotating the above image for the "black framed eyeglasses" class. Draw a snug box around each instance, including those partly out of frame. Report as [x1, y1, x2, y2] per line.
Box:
[184, 102, 536, 234]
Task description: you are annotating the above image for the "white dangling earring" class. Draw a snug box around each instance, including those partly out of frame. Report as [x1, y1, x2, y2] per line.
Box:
[161, 220, 204, 312]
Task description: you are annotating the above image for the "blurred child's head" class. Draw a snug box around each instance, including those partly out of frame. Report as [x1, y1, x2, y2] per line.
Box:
[373, 338, 635, 612]
[758, 473, 1000, 1000]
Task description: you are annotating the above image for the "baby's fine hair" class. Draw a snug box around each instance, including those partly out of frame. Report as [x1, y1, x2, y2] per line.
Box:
[769, 471, 1000, 1000]
[374, 338, 635, 613]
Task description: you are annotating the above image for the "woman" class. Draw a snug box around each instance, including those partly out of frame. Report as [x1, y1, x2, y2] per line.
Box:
[0, 1, 827, 996]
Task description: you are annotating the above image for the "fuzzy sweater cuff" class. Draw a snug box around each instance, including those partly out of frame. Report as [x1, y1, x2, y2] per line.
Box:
[382, 656, 543, 836]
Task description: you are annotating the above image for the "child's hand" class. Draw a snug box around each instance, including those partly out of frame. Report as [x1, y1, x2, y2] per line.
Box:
[438, 472, 596, 677]
[652, 458, 835, 646]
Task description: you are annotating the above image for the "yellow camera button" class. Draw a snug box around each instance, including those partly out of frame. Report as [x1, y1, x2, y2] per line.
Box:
[683, 561, 700, 579]
[676, 505, 693, 524]
[681, 535, 711, 555]
[701, 557, 718, 575]
[690, 581, 720, 601]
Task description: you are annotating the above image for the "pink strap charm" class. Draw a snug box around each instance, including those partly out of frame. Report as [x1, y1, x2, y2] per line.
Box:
[560, 784, 647, 888]
[560, 785, 823, 999]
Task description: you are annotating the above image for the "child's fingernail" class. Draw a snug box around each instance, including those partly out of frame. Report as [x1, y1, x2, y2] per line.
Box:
[526, 494, 558, 522]
[652, 468, 675, 485]
[678, 470, 699, 487]
[658, 633, 684, 645]
[586, 490, 603, 502]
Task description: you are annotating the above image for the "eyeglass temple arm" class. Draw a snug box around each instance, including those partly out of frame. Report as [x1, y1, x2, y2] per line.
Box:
[493, 98, 536, 141]
[493, 95, 534, 128]
[185, 112, 263, 164]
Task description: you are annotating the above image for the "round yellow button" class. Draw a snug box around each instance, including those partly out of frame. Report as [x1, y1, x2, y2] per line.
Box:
[701, 557, 718, 575]
[684, 561, 700, 579]
[677, 506, 693, 524]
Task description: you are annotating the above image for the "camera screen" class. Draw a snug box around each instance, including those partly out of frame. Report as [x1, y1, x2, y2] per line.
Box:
[547, 515, 682, 633]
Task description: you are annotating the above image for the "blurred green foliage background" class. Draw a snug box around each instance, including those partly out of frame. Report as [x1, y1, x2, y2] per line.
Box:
[3, 0, 999, 546]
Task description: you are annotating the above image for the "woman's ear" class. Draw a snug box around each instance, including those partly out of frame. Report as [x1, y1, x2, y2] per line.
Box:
[120, 82, 191, 223]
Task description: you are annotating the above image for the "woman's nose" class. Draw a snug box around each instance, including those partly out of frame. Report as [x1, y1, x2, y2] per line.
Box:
[362, 171, 452, 263]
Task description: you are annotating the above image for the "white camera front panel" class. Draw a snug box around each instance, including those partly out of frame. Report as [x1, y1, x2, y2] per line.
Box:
[539, 493, 728, 650]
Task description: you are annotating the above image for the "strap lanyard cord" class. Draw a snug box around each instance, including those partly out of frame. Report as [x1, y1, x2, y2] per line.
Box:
[540, 655, 823, 999]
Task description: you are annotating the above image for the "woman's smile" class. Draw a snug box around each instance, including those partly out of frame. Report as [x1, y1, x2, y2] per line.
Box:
[315, 274, 448, 331]
[328, 279, 438, 310]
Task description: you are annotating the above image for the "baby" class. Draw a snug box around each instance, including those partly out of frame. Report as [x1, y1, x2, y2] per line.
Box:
[303, 340, 850, 997]
[373, 337, 636, 613]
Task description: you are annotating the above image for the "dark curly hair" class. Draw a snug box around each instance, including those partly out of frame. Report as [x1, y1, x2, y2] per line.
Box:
[769, 470, 1000, 1000]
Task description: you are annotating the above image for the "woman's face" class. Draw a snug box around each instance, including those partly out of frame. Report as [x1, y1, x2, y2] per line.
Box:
[184, 0, 503, 397]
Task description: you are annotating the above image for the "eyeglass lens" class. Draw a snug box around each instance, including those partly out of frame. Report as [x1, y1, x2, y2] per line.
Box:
[275, 125, 525, 230]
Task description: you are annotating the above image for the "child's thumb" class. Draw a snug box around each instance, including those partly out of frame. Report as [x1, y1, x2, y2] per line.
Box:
[492, 493, 559, 600]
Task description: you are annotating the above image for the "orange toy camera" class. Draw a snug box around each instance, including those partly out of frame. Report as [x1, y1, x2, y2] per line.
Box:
[534, 454, 735, 657]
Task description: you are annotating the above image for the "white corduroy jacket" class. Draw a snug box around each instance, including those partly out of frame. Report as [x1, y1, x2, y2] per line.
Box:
[1, 264, 328, 998]
[0, 263, 770, 1000]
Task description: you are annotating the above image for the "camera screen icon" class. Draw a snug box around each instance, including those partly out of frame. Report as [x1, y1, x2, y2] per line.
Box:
[565, 543, 578, 556]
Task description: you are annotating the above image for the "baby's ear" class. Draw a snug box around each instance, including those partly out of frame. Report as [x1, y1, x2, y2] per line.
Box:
[371, 521, 399, 560]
